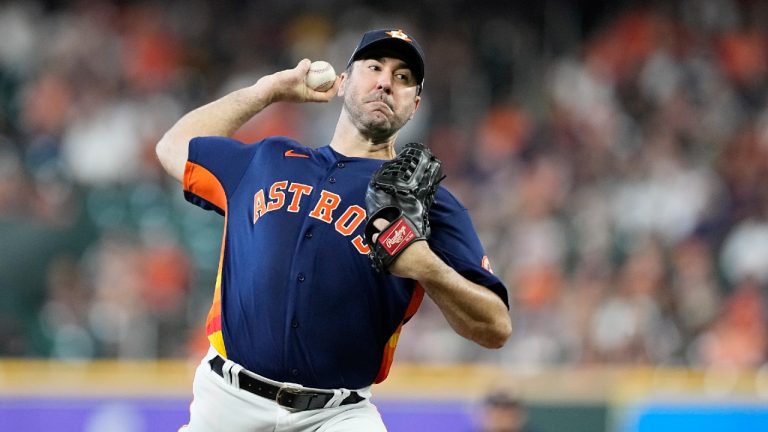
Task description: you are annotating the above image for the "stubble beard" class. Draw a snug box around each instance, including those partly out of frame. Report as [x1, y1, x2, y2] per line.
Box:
[344, 92, 410, 141]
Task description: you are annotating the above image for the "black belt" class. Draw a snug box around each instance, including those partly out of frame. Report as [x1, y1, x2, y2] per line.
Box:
[208, 355, 365, 411]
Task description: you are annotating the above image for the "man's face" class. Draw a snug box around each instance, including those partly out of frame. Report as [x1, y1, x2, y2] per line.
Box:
[340, 55, 421, 140]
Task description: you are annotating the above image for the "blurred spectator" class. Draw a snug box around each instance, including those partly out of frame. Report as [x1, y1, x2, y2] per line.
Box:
[690, 277, 768, 368]
[670, 235, 721, 341]
[0, 145, 29, 217]
[720, 217, 768, 285]
[38, 255, 95, 360]
[475, 391, 533, 432]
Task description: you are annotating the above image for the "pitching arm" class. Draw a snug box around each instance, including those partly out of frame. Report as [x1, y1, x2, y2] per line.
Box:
[156, 59, 340, 182]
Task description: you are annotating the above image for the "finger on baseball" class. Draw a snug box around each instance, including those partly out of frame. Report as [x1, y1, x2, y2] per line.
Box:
[323, 77, 342, 98]
[306, 78, 340, 102]
[296, 58, 312, 73]
[328, 76, 341, 93]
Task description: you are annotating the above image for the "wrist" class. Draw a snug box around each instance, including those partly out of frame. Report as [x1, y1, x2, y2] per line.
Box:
[251, 75, 279, 106]
[390, 241, 439, 280]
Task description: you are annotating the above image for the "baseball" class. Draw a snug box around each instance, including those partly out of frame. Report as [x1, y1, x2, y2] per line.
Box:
[305, 60, 337, 92]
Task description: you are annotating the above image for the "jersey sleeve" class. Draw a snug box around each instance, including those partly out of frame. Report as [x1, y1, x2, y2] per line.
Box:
[183, 136, 260, 215]
[427, 187, 510, 307]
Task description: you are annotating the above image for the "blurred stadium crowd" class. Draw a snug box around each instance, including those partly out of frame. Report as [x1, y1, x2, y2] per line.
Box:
[1, 0, 768, 370]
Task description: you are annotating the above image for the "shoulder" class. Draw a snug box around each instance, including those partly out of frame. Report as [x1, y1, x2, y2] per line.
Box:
[262, 136, 305, 148]
[187, 135, 311, 168]
[254, 136, 306, 155]
[433, 185, 468, 214]
[191, 135, 304, 148]
[204, 135, 309, 157]
[429, 185, 476, 230]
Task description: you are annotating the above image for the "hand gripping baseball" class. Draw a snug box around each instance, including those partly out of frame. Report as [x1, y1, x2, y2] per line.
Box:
[262, 59, 339, 104]
[364, 143, 445, 273]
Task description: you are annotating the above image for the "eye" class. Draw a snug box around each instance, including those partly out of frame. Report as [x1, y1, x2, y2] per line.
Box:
[395, 73, 408, 81]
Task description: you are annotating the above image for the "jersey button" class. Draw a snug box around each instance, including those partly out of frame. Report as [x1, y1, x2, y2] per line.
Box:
[297, 273, 305, 282]
[337, 162, 345, 168]
[291, 368, 299, 376]
[328, 176, 336, 184]
[291, 320, 299, 328]
[304, 231, 313, 239]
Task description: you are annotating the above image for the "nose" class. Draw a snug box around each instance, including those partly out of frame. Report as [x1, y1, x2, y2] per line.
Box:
[376, 74, 393, 94]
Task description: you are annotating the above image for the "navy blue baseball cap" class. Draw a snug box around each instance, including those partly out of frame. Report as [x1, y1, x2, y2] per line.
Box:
[347, 29, 425, 91]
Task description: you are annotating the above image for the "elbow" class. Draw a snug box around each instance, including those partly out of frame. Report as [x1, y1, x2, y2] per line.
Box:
[488, 318, 513, 349]
[155, 134, 170, 164]
[474, 315, 512, 349]
[155, 133, 185, 181]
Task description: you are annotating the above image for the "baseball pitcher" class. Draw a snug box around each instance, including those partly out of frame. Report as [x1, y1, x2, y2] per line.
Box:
[156, 28, 511, 432]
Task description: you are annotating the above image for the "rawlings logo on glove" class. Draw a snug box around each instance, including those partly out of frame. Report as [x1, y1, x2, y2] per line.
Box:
[381, 220, 415, 254]
[364, 142, 445, 273]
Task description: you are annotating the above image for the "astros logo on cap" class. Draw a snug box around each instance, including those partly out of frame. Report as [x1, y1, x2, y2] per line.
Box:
[386, 30, 412, 42]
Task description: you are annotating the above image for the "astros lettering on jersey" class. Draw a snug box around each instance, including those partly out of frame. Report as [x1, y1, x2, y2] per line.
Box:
[183, 135, 508, 389]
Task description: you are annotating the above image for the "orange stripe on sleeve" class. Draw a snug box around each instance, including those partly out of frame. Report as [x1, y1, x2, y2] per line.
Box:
[184, 161, 227, 213]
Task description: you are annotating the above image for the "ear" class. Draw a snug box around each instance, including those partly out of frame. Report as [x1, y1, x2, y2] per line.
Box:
[337, 72, 349, 97]
[409, 95, 421, 120]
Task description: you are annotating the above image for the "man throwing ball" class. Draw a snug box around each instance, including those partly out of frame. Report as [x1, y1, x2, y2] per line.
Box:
[156, 28, 511, 432]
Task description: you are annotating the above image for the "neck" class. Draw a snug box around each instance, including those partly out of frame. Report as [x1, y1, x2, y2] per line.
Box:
[329, 112, 397, 160]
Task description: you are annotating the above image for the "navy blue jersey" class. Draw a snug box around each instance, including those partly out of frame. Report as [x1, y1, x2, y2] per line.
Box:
[183, 136, 508, 389]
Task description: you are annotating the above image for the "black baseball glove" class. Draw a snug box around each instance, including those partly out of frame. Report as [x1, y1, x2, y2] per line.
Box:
[364, 142, 445, 273]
